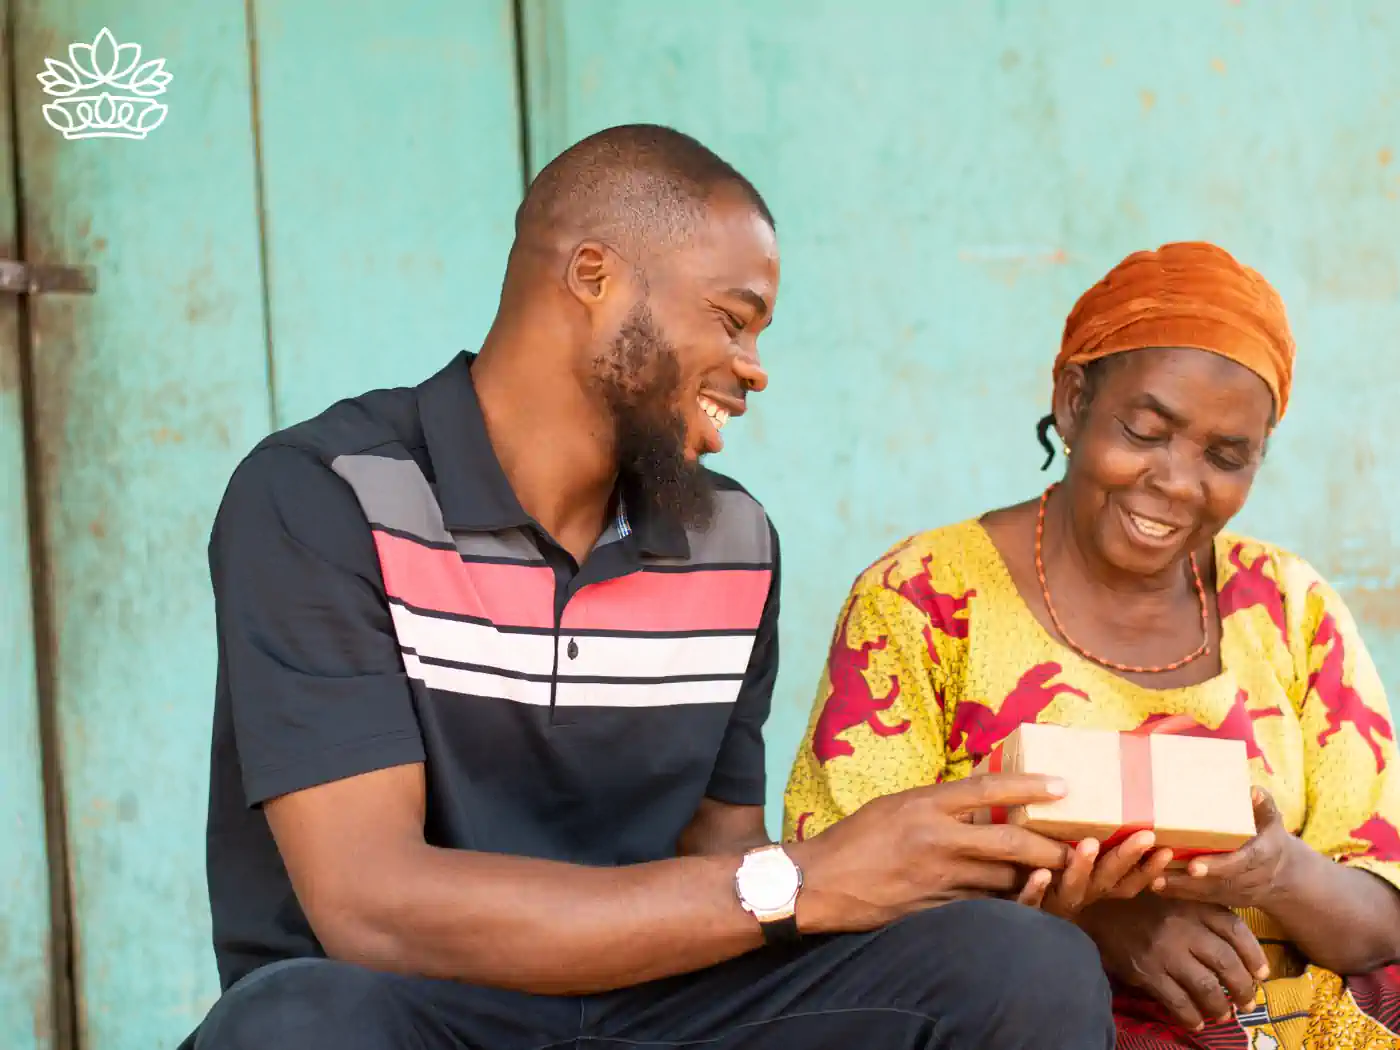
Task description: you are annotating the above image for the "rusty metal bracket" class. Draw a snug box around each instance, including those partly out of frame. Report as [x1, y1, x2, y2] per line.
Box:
[0, 259, 97, 295]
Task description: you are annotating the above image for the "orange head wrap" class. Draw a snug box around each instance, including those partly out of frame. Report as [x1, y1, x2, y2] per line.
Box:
[1055, 241, 1296, 421]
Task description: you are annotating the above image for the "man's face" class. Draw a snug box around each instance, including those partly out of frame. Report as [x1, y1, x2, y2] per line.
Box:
[589, 191, 779, 530]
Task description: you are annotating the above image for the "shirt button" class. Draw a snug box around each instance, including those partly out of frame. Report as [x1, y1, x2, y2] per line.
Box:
[567, 639, 579, 660]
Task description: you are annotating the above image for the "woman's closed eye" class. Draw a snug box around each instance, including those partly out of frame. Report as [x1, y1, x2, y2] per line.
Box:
[1207, 446, 1251, 472]
[1119, 418, 1167, 445]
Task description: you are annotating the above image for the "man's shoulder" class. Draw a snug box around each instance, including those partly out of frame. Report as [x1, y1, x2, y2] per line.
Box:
[214, 383, 426, 532]
[703, 467, 771, 524]
[669, 467, 777, 570]
[252, 383, 424, 467]
[703, 467, 777, 545]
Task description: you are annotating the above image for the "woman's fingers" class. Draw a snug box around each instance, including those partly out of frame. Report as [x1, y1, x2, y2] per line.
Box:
[1191, 932, 1258, 1013]
[1097, 832, 1156, 878]
[1143, 970, 1207, 1032]
[1105, 846, 1176, 898]
[1202, 908, 1270, 983]
[1051, 840, 1098, 911]
[1089, 833, 1161, 896]
[1016, 868, 1051, 908]
[1165, 955, 1234, 1030]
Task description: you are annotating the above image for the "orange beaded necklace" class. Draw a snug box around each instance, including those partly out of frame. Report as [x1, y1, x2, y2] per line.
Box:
[1034, 484, 1210, 675]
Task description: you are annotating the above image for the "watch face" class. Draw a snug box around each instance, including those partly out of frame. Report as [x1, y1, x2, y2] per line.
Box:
[741, 849, 800, 912]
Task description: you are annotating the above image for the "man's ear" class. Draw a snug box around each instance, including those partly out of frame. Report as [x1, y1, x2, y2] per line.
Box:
[565, 240, 617, 308]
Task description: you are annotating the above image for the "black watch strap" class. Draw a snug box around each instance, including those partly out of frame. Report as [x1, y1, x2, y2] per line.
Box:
[759, 912, 800, 946]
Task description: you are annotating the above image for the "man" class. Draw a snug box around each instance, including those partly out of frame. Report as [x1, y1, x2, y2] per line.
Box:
[186, 124, 1114, 1050]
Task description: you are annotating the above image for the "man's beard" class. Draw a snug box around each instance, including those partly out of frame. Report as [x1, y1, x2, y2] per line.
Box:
[590, 302, 716, 533]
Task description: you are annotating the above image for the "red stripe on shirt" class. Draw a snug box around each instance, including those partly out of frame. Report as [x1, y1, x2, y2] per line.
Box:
[373, 531, 554, 628]
[561, 569, 771, 633]
[374, 530, 770, 634]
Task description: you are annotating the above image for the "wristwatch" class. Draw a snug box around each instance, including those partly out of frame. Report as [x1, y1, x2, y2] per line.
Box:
[734, 845, 803, 946]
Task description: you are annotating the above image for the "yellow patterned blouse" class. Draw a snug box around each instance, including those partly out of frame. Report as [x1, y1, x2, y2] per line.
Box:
[782, 519, 1400, 1049]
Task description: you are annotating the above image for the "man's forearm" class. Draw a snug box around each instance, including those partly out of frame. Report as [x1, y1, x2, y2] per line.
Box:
[319, 845, 765, 994]
[1268, 842, 1400, 974]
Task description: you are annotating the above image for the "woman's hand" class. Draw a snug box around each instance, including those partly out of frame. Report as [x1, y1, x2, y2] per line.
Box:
[1154, 788, 1302, 910]
[1015, 830, 1176, 919]
[1077, 895, 1271, 1032]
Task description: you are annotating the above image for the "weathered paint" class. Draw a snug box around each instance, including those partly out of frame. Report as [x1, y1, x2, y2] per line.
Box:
[519, 0, 1400, 832]
[0, 14, 56, 1050]
[10, 3, 272, 1049]
[252, 0, 523, 426]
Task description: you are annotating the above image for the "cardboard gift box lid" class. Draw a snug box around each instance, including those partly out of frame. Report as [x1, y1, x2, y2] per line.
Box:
[971, 722, 1256, 854]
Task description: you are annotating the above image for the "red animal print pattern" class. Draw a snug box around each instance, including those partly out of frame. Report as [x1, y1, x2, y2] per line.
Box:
[880, 555, 973, 664]
[1133, 690, 1283, 774]
[947, 662, 1088, 760]
[810, 600, 908, 765]
[1216, 543, 1288, 644]
[1308, 607, 1394, 774]
[782, 520, 1400, 1049]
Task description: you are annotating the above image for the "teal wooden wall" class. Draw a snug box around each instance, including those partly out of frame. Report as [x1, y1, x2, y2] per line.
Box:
[4, 3, 1399, 1048]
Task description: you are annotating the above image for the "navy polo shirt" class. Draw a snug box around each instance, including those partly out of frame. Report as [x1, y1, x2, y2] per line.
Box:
[202, 352, 781, 990]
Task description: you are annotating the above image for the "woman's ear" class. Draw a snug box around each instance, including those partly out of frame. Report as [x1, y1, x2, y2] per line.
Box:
[1052, 363, 1090, 451]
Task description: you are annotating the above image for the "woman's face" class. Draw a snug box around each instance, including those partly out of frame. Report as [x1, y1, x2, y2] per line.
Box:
[1054, 347, 1276, 579]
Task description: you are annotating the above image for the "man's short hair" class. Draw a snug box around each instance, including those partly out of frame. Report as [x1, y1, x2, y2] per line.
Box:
[514, 123, 775, 264]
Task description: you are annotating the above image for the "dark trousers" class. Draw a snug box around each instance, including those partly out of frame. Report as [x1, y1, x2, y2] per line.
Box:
[190, 899, 1114, 1050]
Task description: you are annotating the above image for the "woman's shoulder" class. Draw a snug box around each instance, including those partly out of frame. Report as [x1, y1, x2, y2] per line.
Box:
[1216, 529, 1334, 601]
[846, 518, 996, 602]
[1214, 529, 1356, 647]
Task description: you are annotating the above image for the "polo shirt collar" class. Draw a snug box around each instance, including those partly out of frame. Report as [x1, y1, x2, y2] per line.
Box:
[417, 351, 529, 531]
[622, 490, 690, 559]
[416, 351, 691, 559]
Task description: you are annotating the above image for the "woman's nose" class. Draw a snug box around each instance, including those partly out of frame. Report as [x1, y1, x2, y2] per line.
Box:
[1149, 443, 1205, 502]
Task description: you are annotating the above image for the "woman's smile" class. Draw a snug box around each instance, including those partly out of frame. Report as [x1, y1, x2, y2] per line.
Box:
[1119, 504, 1187, 547]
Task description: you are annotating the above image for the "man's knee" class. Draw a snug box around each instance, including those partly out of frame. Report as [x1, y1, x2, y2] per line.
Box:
[864, 900, 1112, 1047]
[953, 900, 1106, 996]
[194, 958, 405, 1050]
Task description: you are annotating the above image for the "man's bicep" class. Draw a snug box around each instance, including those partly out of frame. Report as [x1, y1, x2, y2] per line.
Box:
[212, 448, 425, 806]
[263, 764, 428, 954]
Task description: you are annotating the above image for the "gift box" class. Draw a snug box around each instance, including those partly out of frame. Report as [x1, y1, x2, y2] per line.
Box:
[971, 722, 1256, 857]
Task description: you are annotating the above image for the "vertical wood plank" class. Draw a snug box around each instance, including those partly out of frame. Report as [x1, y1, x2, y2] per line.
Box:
[10, 3, 271, 1048]
[0, 11, 56, 1049]
[251, 0, 524, 426]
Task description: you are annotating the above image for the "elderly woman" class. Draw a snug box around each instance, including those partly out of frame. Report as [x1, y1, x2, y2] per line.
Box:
[783, 242, 1400, 1048]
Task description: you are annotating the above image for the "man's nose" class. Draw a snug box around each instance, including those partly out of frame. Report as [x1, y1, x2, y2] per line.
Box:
[734, 351, 768, 394]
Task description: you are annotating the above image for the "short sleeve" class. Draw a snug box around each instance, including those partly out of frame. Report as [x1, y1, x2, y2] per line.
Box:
[782, 541, 966, 843]
[1288, 568, 1400, 891]
[209, 446, 425, 807]
[704, 519, 780, 806]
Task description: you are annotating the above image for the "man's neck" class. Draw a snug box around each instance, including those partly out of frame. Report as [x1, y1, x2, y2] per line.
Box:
[470, 342, 618, 560]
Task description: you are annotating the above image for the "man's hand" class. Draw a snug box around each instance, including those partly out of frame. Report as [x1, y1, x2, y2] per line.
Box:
[1154, 789, 1299, 910]
[1015, 831, 1176, 919]
[786, 772, 1074, 933]
[1077, 895, 1270, 1032]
